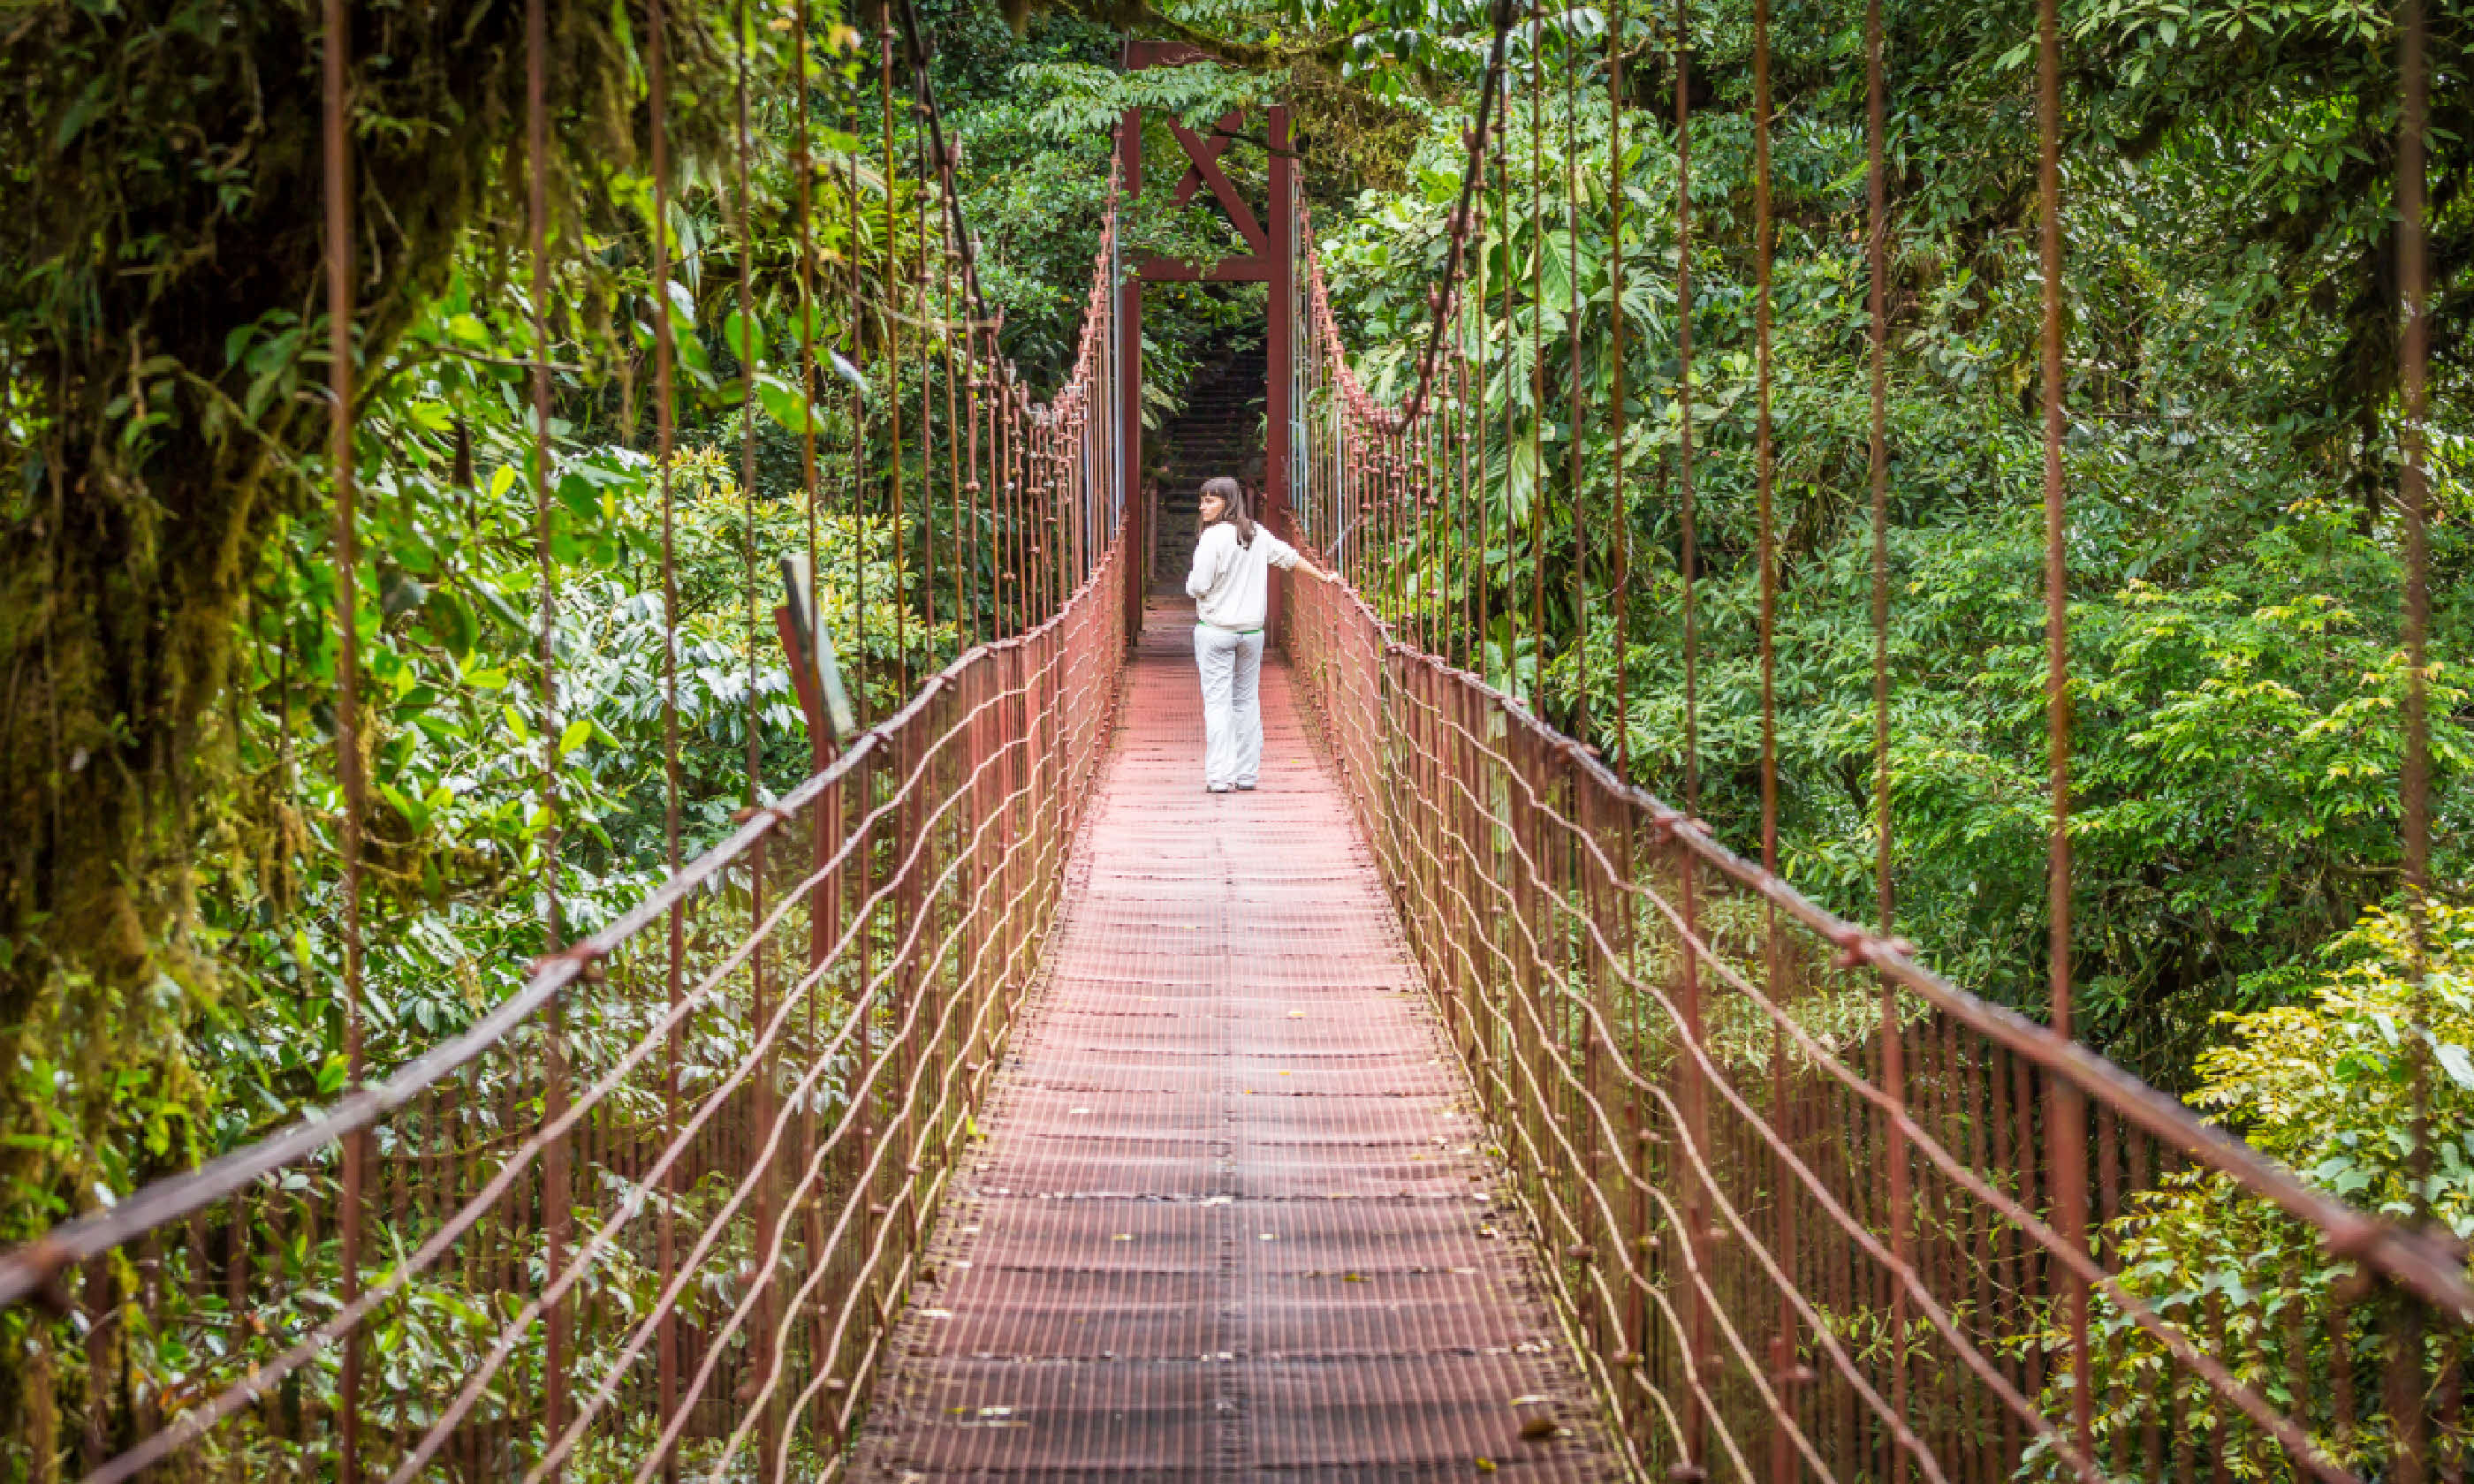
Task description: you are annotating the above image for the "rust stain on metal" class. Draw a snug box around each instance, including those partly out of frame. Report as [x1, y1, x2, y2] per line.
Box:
[855, 601, 1613, 1479]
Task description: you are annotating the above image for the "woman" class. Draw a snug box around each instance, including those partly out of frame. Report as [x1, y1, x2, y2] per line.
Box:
[1183, 476, 1335, 793]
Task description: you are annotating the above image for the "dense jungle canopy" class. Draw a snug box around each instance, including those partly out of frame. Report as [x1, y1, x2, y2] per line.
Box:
[0, 0, 2466, 1410]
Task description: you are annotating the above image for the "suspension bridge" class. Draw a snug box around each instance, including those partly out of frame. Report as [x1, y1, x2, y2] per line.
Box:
[1, 0, 2463, 1478]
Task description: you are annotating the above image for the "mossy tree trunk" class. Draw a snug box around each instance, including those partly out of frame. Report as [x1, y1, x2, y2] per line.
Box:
[0, 0, 698, 1223]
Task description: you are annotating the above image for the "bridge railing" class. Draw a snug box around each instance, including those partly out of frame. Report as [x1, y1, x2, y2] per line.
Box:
[0, 0, 1137, 1466]
[1281, 561, 2472, 1484]
[0, 534, 1125, 1484]
[4, 167, 1129, 1484]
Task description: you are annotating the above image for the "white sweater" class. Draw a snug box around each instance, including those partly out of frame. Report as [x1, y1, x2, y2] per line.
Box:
[1185, 522, 1299, 630]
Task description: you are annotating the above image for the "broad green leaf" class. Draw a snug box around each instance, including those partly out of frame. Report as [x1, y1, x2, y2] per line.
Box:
[724, 310, 765, 368]
[425, 590, 477, 659]
[755, 371, 822, 434]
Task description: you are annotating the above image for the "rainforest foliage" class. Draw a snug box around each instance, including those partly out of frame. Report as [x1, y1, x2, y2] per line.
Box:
[0, 0, 1271, 1246]
[1303, 0, 2469, 1086]
[0, 0, 2463, 1377]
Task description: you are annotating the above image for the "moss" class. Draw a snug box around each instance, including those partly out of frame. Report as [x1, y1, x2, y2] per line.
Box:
[0, 0, 732, 1225]
[1288, 57, 1422, 208]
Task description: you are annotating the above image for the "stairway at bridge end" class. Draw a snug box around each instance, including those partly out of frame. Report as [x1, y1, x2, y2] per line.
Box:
[1151, 344, 1269, 594]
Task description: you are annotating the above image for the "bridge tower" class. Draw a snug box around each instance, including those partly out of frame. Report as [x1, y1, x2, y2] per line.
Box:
[1114, 41, 1294, 630]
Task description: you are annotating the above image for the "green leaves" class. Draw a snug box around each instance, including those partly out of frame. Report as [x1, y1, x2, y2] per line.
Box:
[1502, 429, 1540, 526]
[1317, 46, 2471, 1091]
[52, 73, 110, 149]
[1013, 60, 1267, 141]
[724, 308, 767, 369]
[422, 589, 479, 660]
[755, 371, 823, 434]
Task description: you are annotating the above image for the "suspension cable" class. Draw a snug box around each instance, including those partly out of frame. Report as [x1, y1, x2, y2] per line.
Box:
[647, 0, 682, 1468]
[1527, 13, 1545, 711]
[1608, 0, 1628, 776]
[1398, 0, 1522, 425]
[1563, 28, 1585, 744]
[882, 20, 908, 695]
[522, 0, 572, 1458]
[1751, 0, 1787, 1475]
[2395, 0, 2440, 1454]
[1862, 0, 1913, 1464]
[317, 0, 367, 1474]
[944, 188, 968, 644]
[1670, 0, 1709, 1464]
[2030, 0, 2097, 1451]
[847, 96, 869, 719]
[918, 119, 937, 642]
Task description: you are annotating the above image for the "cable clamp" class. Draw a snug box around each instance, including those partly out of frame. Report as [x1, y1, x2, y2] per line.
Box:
[13, 1238, 79, 1314]
[527, 942, 607, 983]
[1830, 928, 1917, 971]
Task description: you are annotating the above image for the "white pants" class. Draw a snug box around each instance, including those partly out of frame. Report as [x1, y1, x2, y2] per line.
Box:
[1194, 625, 1265, 789]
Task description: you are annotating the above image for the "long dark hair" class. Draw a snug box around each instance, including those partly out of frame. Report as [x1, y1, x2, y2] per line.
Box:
[1201, 475, 1256, 547]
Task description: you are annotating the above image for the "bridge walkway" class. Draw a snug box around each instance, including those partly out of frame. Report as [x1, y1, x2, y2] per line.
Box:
[852, 597, 1614, 1480]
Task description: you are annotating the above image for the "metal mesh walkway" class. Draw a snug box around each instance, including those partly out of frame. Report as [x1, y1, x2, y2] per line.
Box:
[852, 598, 1614, 1480]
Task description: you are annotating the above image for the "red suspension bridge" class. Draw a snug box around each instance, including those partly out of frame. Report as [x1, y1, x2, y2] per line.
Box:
[2, 0, 2463, 1479]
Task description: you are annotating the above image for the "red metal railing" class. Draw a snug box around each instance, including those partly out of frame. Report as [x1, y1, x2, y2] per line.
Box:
[0, 536, 1125, 1484]
[1271, 0, 2467, 1457]
[1281, 275, 2474, 1481]
[0, 126, 1132, 1477]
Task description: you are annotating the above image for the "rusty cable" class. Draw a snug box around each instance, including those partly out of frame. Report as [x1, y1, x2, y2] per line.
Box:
[1563, 29, 1585, 745]
[523, 0, 573, 1458]
[882, 21, 908, 695]
[1608, 0, 1628, 776]
[944, 186, 966, 640]
[1863, 0, 1911, 1467]
[318, 0, 367, 1474]
[2395, 0, 2440, 1458]
[917, 120, 937, 639]
[2032, 0, 2095, 1456]
[1309, 582, 2365, 1481]
[1397, 0, 1523, 426]
[648, 0, 683, 1465]
[1528, 17, 1546, 712]
[1751, 0, 1786, 1476]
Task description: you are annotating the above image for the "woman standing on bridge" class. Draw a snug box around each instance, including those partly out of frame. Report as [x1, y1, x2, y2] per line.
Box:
[1186, 476, 1333, 793]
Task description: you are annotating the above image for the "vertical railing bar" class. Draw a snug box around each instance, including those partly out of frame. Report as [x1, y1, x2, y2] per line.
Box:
[524, 0, 568, 1463]
[1670, 0, 1709, 1464]
[319, 0, 367, 1473]
[1751, 0, 1792, 1467]
[1863, 0, 1912, 1473]
[2032, 0, 2093, 1458]
[2390, 0, 2437, 1471]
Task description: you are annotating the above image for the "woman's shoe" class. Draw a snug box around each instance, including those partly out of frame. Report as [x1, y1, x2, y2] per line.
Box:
[1235, 782, 1257, 791]
[1206, 783, 1233, 794]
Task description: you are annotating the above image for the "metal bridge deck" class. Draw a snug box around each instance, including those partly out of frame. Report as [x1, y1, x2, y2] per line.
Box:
[853, 599, 1612, 1480]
